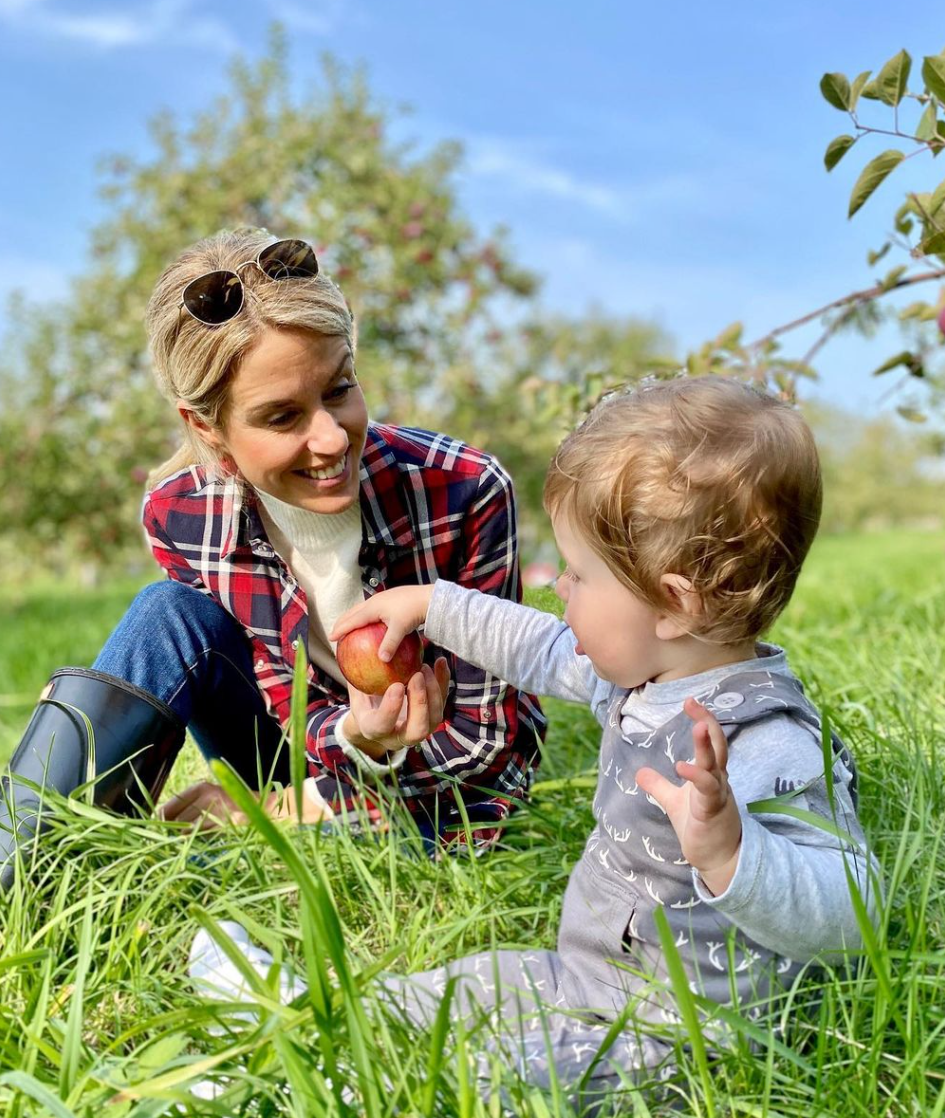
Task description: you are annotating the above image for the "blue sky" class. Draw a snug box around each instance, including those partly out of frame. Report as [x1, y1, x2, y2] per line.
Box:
[2, 0, 943, 413]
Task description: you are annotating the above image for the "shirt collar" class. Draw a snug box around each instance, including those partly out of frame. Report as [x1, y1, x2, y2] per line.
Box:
[358, 423, 417, 551]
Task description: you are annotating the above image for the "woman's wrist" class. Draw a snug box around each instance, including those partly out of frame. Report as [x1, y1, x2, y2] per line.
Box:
[341, 710, 393, 760]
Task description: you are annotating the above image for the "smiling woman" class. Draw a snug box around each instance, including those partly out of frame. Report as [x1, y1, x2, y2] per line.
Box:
[0, 229, 546, 886]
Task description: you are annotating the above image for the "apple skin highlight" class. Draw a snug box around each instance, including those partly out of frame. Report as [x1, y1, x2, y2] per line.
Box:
[336, 622, 424, 695]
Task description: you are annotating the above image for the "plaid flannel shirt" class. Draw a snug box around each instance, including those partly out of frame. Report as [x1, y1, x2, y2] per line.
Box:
[143, 423, 546, 835]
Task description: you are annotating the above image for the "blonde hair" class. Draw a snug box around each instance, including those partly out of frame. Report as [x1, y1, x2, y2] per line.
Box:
[146, 229, 354, 487]
[543, 376, 822, 644]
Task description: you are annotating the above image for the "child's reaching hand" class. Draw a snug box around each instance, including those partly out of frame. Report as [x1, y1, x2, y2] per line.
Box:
[330, 585, 435, 663]
[635, 697, 743, 897]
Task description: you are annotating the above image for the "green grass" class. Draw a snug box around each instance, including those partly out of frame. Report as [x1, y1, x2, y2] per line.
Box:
[0, 531, 943, 1115]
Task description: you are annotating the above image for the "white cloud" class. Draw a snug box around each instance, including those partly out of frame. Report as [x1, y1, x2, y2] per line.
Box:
[0, 0, 240, 52]
[463, 137, 711, 224]
[466, 139, 624, 217]
[269, 0, 357, 35]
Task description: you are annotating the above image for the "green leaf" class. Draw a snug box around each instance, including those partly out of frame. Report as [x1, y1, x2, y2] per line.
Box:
[921, 230, 945, 255]
[824, 134, 856, 171]
[848, 149, 905, 217]
[923, 55, 945, 103]
[929, 178, 945, 214]
[896, 405, 927, 422]
[916, 101, 938, 141]
[716, 321, 743, 349]
[860, 79, 882, 101]
[880, 264, 907, 290]
[875, 50, 911, 105]
[870, 351, 915, 377]
[867, 242, 891, 266]
[849, 70, 872, 110]
[898, 301, 933, 320]
[820, 72, 851, 110]
[0, 1073, 79, 1118]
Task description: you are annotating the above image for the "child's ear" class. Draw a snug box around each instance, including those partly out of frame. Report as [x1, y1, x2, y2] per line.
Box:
[655, 573, 702, 640]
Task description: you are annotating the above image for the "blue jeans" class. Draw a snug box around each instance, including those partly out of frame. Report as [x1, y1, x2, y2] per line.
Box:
[93, 581, 287, 790]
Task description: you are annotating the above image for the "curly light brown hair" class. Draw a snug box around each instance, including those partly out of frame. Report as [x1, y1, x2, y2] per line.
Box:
[543, 375, 822, 644]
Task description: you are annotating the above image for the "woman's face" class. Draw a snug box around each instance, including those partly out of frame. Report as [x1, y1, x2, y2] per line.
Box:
[203, 327, 368, 514]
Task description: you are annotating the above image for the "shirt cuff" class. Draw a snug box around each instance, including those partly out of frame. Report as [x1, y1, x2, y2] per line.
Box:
[691, 810, 764, 912]
[334, 707, 408, 774]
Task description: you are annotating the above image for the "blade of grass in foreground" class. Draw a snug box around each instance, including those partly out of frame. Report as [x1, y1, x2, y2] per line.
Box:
[212, 760, 383, 1115]
[653, 904, 715, 1118]
[289, 640, 308, 825]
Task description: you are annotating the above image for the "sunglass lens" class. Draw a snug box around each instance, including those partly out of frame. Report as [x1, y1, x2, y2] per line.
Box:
[258, 239, 319, 280]
[182, 271, 243, 324]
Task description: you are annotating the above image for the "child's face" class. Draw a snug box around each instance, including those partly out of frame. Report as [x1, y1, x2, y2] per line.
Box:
[552, 514, 668, 689]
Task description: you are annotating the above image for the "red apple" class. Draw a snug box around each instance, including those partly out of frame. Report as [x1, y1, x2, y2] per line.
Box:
[336, 622, 424, 696]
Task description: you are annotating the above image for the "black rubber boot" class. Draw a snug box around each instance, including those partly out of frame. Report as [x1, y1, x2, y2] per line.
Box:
[0, 667, 185, 888]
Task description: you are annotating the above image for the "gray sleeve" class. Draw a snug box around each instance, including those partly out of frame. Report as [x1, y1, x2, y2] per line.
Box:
[425, 581, 613, 719]
[694, 714, 880, 961]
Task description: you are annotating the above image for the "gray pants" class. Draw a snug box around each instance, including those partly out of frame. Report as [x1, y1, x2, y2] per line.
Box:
[190, 925, 674, 1113]
[382, 948, 674, 1110]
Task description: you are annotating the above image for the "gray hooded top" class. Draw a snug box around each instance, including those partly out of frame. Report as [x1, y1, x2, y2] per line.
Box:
[423, 582, 877, 1026]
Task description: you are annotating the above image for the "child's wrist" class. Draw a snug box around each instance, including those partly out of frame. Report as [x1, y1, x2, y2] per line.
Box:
[697, 839, 742, 897]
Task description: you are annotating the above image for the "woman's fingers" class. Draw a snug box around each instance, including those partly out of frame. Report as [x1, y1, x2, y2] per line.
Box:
[401, 671, 430, 743]
[159, 781, 216, 821]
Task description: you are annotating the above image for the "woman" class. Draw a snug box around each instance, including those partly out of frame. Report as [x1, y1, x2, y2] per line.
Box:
[1, 230, 545, 884]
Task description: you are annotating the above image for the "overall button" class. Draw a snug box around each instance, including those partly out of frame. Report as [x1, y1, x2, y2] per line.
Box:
[712, 691, 744, 710]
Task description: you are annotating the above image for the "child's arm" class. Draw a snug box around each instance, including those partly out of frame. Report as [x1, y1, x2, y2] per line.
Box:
[636, 697, 743, 895]
[638, 698, 877, 959]
[332, 581, 604, 709]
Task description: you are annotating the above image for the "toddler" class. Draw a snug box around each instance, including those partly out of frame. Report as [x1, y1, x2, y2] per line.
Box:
[194, 376, 877, 1106]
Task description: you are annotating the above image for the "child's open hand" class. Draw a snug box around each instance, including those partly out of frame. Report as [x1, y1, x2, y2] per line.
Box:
[635, 697, 742, 896]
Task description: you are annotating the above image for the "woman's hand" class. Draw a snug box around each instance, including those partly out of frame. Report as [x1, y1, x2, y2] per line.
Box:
[330, 585, 435, 663]
[635, 696, 743, 896]
[342, 658, 451, 760]
[159, 778, 333, 830]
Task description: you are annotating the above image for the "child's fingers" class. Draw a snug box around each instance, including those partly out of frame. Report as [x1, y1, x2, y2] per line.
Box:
[376, 624, 411, 663]
[685, 696, 729, 772]
[635, 765, 682, 813]
[674, 759, 724, 801]
[329, 599, 380, 641]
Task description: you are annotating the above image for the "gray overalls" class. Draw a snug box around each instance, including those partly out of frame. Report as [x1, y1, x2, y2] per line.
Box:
[383, 668, 860, 1105]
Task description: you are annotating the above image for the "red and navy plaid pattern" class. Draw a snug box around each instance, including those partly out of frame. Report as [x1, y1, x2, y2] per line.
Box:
[143, 423, 546, 841]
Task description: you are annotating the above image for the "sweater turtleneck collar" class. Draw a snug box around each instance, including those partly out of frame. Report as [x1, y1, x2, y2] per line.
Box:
[255, 488, 362, 555]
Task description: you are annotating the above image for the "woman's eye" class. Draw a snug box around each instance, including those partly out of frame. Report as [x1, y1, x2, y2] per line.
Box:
[326, 382, 355, 402]
[266, 412, 298, 428]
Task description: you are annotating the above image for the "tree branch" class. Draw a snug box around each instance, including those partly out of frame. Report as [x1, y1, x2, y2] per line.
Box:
[749, 269, 945, 351]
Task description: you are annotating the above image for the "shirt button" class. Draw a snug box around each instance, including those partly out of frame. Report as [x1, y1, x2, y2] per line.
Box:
[712, 692, 744, 710]
[368, 576, 379, 587]
[255, 659, 265, 670]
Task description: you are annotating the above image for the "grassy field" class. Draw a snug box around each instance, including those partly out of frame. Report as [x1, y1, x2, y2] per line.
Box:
[0, 530, 943, 1115]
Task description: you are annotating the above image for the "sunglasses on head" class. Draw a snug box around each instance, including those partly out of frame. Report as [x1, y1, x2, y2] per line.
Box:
[178, 238, 320, 326]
